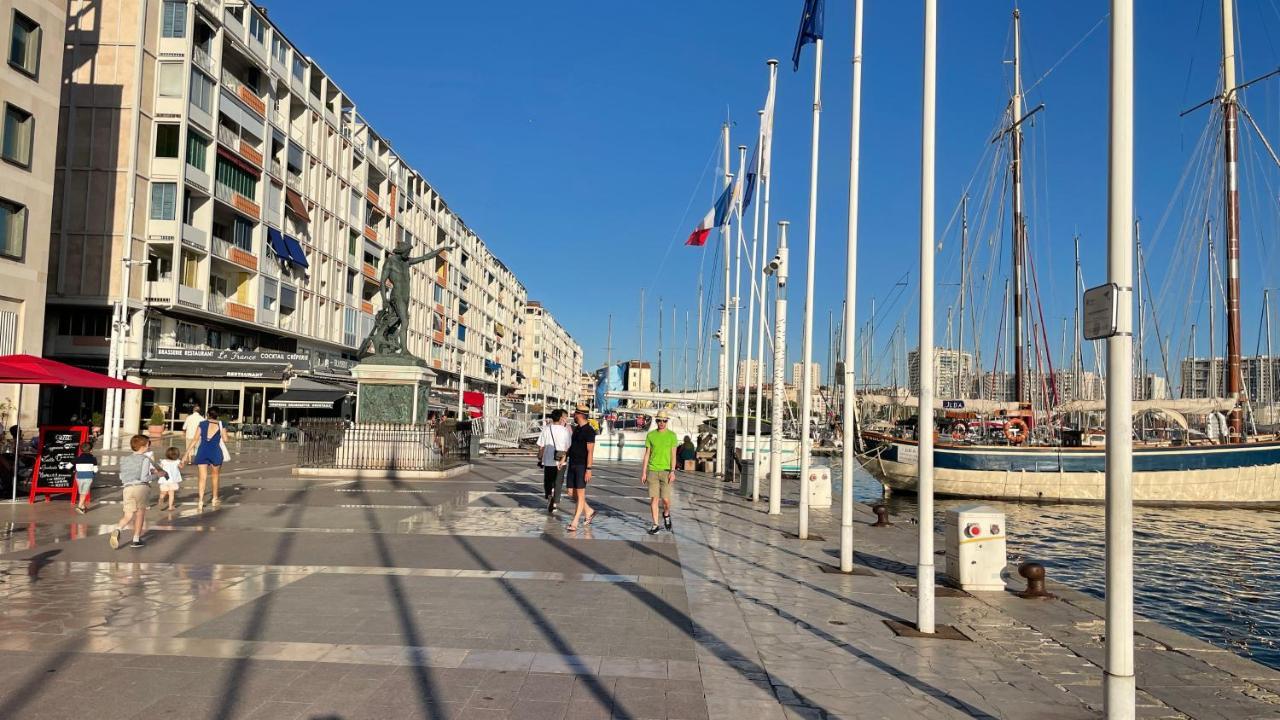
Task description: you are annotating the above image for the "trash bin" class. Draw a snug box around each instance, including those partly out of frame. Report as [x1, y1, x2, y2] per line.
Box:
[944, 504, 1006, 591]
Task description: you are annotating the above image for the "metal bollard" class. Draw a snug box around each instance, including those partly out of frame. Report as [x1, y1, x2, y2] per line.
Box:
[870, 504, 892, 527]
[1015, 561, 1054, 599]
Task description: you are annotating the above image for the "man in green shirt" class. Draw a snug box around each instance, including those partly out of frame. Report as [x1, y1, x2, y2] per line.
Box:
[641, 410, 679, 535]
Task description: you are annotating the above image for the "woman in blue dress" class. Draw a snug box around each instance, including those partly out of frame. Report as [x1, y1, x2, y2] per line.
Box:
[187, 409, 226, 510]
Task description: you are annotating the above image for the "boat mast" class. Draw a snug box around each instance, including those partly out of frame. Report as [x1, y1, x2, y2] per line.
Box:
[1208, 221, 1217, 398]
[958, 194, 968, 399]
[1011, 9, 1028, 404]
[1222, 0, 1245, 437]
[1135, 220, 1144, 400]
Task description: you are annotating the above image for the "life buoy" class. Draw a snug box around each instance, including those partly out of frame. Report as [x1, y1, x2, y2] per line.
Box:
[951, 423, 967, 441]
[1005, 418, 1028, 444]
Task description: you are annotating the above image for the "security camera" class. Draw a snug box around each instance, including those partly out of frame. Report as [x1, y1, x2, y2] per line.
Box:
[765, 255, 783, 275]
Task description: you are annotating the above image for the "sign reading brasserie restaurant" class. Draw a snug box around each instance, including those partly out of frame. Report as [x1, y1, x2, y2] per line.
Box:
[151, 347, 310, 367]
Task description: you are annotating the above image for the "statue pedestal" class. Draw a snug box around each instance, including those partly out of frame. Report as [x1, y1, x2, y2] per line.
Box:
[352, 359, 436, 424]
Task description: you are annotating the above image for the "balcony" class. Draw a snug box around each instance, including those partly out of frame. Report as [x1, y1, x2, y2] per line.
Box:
[361, 300, 374, 315]
[238, 140, 263, 167]
[362, 225, 378, 242]
[178, 284, 205, 309]
[192, 46, 215, 75]
[181, 223, 208, 251]
[145, 280, 175, 304]
[211, 237, 259, 271]
[365, 188, 380, 207]
[197, 0, 220, 17]
[215, 183, 261, 219]
[286, 173, 302, 193]
[209, 294, 256, 323]
[220, 69, 266, 117]
[362, 262, 378, 280]
[269, 159, 283, 178]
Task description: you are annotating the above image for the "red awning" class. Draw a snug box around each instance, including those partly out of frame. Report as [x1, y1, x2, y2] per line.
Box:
[0, 355, 146, 389]
[285, 188, 311, 223]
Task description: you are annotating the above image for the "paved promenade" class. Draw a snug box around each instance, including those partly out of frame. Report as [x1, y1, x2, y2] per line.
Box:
[0, 444, 1276, 719]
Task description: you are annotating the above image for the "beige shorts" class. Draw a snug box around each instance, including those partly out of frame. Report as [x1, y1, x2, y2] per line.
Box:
[647, 473, 673, 501]
[122, 484, 149, 514]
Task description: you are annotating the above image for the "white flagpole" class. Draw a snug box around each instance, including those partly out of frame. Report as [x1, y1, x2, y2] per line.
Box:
[798, 34, 824, 540]
[716, 123, 731, 477]
[917, 0, 938, 635]
[1104, 0, 1135, 715]
[743, 116, 762, 498]
[754, 60, 778, 501]
[730, 144, 747, 426]
[840, 0, 865, 572]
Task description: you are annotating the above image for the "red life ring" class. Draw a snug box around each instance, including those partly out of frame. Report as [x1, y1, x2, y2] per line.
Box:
[1005, 418, 1028, 444]
[951, 422, 967, 441]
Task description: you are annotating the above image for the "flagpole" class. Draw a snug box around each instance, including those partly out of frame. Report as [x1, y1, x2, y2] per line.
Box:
[840, 0, 865, 573]
[730, 144, 747, 427]
[716, 122, 731, 478]
[754, 59, 778, 501]
[797, 33, 824, 539]
[1104, 0, 1136, 715]
[917, 0, 938, 636]
[743, 113, 763, 497]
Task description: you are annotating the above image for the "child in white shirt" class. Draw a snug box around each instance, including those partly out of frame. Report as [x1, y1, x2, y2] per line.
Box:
[158, 446, 183, 511]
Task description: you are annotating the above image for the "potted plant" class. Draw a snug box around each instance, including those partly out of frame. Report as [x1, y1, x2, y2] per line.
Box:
[148, 407, 166, 438]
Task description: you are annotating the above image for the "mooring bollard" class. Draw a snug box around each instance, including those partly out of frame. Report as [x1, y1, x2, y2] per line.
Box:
[870, 504, 891, 527]
[1016, 561, 1053, 599]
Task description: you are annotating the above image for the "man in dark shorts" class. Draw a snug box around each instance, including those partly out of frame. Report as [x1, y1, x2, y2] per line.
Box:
[564, 404, 597, 531]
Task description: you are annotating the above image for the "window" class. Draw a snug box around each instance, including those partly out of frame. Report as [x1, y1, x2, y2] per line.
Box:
[186, 132, 208, 169]
[182, 192, 196, 225]
[291, 55, 305, 82]
[190, 69, 213, 112]
[161, 1, 186, 38]
[8, 11, 40, 77]
[262, 279, 277, 311]
[345, 270, 356, 295]
[214, 157, 258, 199]
[232, 216, 253, 252]
[2, 104, 32, 167]
[207, 329, 222, 348]
[0, 197, 26, 260]
[248, 12, 265, 44]
[158, 62, 182, 97]
[154, 123, 179, 158]
[271, 36, 287, 65]
[149, 182, 177, 220]
[347, 233, 357, 257]
[180, 252, 199, 286]
[210, 274, 227, 298]
[176, 321, 202, 346]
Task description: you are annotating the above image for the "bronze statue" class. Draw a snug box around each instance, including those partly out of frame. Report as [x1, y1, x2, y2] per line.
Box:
[358, 239, 456, 361]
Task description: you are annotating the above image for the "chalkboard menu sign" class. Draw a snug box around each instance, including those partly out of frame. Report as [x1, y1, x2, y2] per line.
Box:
[29, 426, 89, 503]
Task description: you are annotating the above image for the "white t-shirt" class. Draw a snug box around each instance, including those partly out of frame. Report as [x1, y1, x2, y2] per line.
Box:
[159, 459, 183, 486]
[538, 423, 572, 466]
[183, 412, 205, 440]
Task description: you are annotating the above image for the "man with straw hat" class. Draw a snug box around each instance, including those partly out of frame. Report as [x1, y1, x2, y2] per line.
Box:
[641, 409, 679, 535]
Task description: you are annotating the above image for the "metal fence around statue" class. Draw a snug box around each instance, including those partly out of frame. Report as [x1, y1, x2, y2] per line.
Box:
[298, 419, 470, 470]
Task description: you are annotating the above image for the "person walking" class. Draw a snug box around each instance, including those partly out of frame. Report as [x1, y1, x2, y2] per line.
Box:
[564, 404, 597, 532]
[185, 409, 227, 511]
[641, 410, 679, 534]
[110, 435, 161, 549]
[182, 404, 204, 450]
[537, 409, 572, 513]
[73, 441, 98, 514]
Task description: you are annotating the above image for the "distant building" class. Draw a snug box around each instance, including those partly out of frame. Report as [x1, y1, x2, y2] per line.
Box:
[909, 349, 972, 398]
[624, 360, 652, 394]
[519, 302, 583, 408]
[1181, 356, 1278, 402]
[578, 372, 597, 410]
[737, 359, 763, 388]
[1049, 370, 1103, 403]
[791, 361, 821, 390]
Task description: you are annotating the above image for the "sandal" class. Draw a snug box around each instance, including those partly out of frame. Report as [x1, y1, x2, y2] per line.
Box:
[584, 510, 597, 525]
[565, 524, 578, 532]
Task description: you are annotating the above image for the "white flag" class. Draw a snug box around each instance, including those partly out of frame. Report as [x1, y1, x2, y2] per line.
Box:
[760, 81, 777, 180]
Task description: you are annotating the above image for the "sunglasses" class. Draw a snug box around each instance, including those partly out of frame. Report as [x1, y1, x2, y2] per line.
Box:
[656, 419, 668, 423]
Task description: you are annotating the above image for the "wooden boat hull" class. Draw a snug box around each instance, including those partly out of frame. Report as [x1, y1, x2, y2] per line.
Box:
[859, 431, 1280, 504]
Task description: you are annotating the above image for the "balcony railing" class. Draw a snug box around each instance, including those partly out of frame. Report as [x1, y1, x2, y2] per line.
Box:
[215, 183, 261, 219]
[210, 293, 257, 323]
[363, 225, 378, 242]
[145, 280, 174, 304]
[220, 69, 266, 117]
[181, 223, 208, 251]
[209, 293, 227, 314]
[286, 173, 302, 192]
[269, 159, 283, 178]
[362, 262, 378, 280]
[365, 188, 380, 207]
[217, 124, 239, 148]
[192, 46, 214, 74]
[260, 257, 280, 278]
[239, 140, 263, 167]
[211, 236, 258, 271]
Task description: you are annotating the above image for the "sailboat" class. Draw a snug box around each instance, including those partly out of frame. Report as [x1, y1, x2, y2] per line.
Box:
[859, 6, 1280, 504]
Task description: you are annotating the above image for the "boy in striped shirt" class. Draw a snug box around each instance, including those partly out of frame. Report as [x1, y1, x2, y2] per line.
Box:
[73, 442, 97, 515]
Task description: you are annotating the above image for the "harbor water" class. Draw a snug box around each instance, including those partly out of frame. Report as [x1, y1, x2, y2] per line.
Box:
[830, 464, 1280, 669]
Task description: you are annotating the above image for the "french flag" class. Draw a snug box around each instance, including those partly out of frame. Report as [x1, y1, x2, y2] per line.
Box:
[685, 183, 735, 246]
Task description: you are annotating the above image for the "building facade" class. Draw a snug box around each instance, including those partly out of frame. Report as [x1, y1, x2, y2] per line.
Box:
[578, 372, 596, 410]
[517, 301, 582, 408]
[790, 361, 821, 391]
[1181, 357, 1277, 403]
[908, 348, 972, 399]
[49, 0, 530, 430]
[1, 0, 65, 428]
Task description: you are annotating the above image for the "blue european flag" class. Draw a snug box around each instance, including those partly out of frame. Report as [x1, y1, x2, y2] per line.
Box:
[792, 0, 825, 71]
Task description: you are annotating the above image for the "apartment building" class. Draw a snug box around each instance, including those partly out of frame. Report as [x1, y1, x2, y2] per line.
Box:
[1, 0, 64, 427]
[908, 348, 973, 399]
[48, 0, 528, 429]
[518, 301, 582, 409]
[578, 372, 596, 410]
[1181, 357, 1277, 403]
[791, 361, 821, 390]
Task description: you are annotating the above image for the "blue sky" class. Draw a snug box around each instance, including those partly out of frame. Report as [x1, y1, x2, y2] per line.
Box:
[269, 1, 1280, 390]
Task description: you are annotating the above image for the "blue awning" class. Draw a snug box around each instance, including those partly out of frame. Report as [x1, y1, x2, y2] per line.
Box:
[282, 234, 309, 269]
[266, 227, 289, 262]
